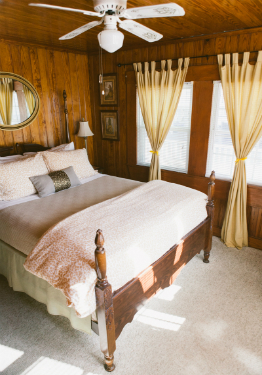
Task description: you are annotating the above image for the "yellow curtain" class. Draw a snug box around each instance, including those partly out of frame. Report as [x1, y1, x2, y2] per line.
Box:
[134, 58, 190, 181]
[218, 51, 262, 249]
[0, 78, 13, 125]
[23, 85, 35, 115]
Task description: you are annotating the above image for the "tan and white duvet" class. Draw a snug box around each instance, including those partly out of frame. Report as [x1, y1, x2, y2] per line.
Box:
[24, 179, 208, 318]
[0, 176, 142, 255]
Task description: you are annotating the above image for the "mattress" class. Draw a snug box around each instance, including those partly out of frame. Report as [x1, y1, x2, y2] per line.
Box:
[0, 175, 143, 255]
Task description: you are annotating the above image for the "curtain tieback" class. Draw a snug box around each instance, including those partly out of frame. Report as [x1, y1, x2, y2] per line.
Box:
[235, 157, 247, 164]
[150, 150, 159, 155]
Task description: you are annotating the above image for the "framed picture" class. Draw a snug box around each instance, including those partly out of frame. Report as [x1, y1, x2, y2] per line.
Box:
[101, 111, 119, 141]
[99, 74, 118, 106]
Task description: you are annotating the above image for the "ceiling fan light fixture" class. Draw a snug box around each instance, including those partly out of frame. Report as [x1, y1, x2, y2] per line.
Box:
[98, 29, 124, 53]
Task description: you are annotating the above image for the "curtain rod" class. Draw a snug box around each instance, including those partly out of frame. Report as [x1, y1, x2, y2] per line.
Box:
[117, 50, 260, 67]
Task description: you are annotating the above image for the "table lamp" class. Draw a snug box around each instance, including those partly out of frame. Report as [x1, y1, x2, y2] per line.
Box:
[77, 119, 94, 157]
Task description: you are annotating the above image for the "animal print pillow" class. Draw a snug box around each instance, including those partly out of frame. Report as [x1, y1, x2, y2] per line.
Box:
[30, 166, 81, 198]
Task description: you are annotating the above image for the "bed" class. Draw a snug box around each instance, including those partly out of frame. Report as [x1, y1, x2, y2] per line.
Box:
[0, 95, 215, 372]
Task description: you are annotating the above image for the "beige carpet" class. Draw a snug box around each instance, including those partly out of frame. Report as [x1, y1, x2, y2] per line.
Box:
[0, 237, 262, 375]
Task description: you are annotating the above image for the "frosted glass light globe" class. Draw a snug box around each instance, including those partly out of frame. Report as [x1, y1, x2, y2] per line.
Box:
[98, 30, 124, 53]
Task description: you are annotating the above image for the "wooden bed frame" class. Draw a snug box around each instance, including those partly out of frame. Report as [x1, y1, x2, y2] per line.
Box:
[0, 90, 215, 371]
[92, 172, 215, 371]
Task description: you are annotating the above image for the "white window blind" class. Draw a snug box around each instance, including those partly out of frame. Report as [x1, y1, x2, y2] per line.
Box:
[206, 81, 262, 186]
[137, 82, 193, 173]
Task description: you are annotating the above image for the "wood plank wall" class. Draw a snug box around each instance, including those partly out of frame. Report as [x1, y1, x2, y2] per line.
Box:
[0, 40, 94, 164]
[88, 30, 262, 250]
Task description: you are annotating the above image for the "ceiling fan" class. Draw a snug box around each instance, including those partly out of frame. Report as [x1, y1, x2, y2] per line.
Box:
[29, 0, 185, 53]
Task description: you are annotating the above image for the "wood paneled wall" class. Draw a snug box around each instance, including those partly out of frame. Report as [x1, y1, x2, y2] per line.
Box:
[0, 40, 94, 164]
[89, 30, 262, 249]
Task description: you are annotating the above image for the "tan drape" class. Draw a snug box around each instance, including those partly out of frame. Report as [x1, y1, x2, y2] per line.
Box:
[23, 84, 35, 115]
[134, 58, 190, 180]
[0, 78, 13, 125]
[218, 51, 262, 249]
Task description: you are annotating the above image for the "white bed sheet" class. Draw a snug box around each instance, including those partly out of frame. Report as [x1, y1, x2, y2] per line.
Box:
[0, 173, 104, 211]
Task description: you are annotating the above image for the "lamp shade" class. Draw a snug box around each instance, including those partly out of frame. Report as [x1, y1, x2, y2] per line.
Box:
[98, 30, 124, 53]
[77, 121, 94, 137]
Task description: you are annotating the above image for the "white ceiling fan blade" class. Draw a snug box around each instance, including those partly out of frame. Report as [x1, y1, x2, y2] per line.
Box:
[29, 3, 102, 17]
[119, 20, 162, 42]
[120, 3, 185, 19]
[59, 20, 103, 40]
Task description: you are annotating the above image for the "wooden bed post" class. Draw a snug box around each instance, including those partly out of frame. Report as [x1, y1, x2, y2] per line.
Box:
[95, 230, 116, 372]
[204, 171, 215, 263]
[63, 90, 71, 143]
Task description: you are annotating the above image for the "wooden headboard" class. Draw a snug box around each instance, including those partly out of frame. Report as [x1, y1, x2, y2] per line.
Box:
[0, 90, 70, 157]
[0, 147, 14, 157]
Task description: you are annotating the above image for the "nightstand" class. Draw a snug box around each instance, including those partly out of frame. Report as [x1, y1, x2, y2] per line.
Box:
[92, 166, 104, 174]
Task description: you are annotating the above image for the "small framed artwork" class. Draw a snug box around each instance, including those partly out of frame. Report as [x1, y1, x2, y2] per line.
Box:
[101, 111, 119, 141]
[99, 74, 118, 106]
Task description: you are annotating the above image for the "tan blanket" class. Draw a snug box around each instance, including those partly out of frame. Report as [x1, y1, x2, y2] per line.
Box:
[24, 180, 208, 318]
[0, 176, 142, 255]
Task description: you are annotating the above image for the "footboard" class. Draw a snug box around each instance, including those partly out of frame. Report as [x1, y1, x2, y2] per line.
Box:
[113, 216, 210, 339]
[93, 171, 215, 371]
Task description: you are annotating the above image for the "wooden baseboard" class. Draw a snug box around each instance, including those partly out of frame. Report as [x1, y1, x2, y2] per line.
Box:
[248, 237, 262, 250]
[213, 226, 262, 250]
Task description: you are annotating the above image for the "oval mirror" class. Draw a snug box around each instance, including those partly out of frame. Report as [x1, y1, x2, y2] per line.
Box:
[0, 72, 40, 131]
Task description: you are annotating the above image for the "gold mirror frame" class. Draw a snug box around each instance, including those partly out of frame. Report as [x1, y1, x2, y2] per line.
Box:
[0, 72, 40, 131]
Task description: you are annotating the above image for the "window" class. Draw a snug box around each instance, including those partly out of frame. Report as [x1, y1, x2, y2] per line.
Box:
[206, 81, 262, 186]
[137, 82, 193, 174]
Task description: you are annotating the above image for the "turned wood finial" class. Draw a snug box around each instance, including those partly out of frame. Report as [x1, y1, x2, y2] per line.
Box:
[63, 89, 67, 104]
[210, 170, 215, 184]
[208, 171, 215, 204]
[95, 229, 105, 248]
[95, 229, 107, 285]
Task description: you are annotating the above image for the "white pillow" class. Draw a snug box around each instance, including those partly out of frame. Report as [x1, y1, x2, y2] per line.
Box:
[42, 149, 97, 180]
[23, 142, 75, 156]
[51, 142, 75, 152]
[0, 154, 49, 201]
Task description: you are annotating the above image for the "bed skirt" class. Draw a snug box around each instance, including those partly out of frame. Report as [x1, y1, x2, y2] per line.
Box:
[0, 240, 91, 334]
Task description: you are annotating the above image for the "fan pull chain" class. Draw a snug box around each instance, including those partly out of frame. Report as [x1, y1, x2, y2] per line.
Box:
[99, 42, 104, 95]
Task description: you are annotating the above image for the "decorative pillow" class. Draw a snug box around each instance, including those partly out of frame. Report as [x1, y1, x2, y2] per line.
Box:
[30, 166, 81, 197]
[23, 142, 75, 156]
[0, 154, 49, 201]
[50, 142, 75, 152]
[42, 149, 97, 180]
